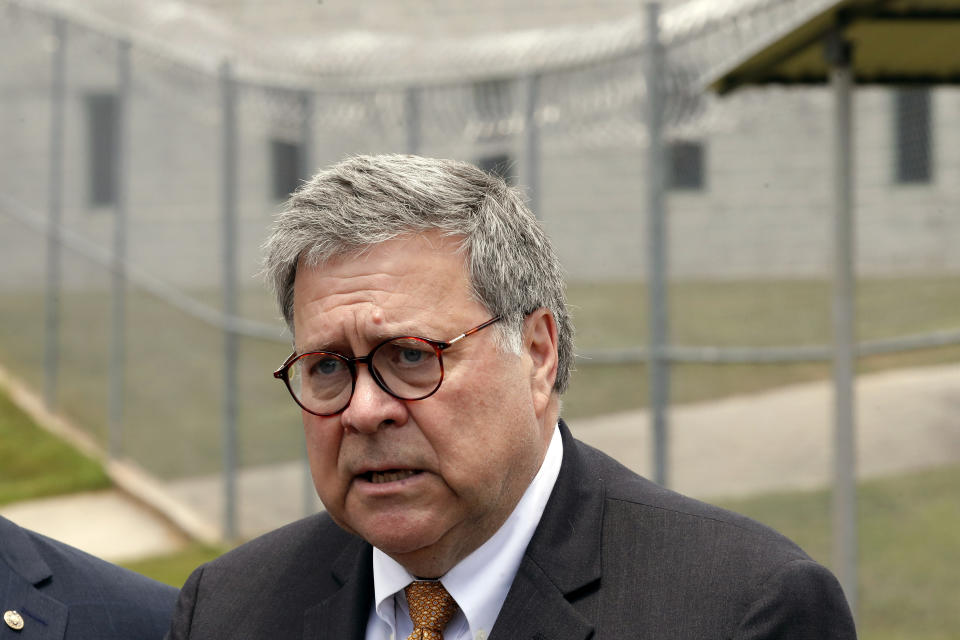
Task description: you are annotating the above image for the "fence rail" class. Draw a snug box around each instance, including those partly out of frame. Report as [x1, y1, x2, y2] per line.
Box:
[6, 193, 958, 367]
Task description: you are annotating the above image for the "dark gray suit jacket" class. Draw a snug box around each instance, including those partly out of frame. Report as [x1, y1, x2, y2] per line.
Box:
[0, 515, 177, 639]
[166, 421, 856, 639]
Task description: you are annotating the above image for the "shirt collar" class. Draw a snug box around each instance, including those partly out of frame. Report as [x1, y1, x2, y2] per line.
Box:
[372, 423, 563, 638]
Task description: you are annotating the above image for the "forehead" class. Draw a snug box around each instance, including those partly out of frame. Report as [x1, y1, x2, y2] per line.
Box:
[292, 232, 478, 336]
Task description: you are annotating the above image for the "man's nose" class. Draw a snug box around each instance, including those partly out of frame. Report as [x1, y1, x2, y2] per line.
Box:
[340, 365, 408, 434]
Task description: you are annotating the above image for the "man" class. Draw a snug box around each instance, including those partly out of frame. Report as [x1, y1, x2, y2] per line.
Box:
[166, 154, 856, 639]
[0, 515, 176, 639]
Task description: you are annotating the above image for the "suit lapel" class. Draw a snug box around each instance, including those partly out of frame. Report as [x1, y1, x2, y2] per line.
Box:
[489, 557, 595, 640]
[0, 582, 69, 640]
[0, 517, 69, 639]
[303, 536, 373, 640]
[489, 421, 603, 640]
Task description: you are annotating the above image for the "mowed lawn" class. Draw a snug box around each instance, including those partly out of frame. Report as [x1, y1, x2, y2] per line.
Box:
[563, 277, 960, 417]
[1, 277, 958, 476]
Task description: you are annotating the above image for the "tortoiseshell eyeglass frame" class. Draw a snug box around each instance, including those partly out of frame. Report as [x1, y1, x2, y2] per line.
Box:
[273, 316, 502, 416]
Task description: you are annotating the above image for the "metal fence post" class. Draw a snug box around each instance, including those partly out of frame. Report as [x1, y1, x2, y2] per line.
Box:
[405, 86, 421, 155]
[109, 38, 131, 459]
[220, 60, 239, 541]
[826, 29, 859, 619]
[299, 88, 317, 518]
[43, 15, 67, 411]
[644, 2, 670, 487]
[523, 73, 541, 219]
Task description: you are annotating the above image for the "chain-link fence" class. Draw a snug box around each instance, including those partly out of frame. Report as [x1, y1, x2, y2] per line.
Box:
[2, 1, 959, 597]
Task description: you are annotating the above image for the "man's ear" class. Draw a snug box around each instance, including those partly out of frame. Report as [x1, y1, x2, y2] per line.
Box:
[522, 308, 559, 418]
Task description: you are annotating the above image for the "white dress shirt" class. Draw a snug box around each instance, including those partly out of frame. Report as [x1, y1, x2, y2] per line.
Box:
[364, 424, 563, 640]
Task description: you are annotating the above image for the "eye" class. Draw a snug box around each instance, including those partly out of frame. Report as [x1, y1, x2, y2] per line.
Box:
[381, 339, 436, 369]
[399, 348, 424, 364]
[310, 356, 344, 376]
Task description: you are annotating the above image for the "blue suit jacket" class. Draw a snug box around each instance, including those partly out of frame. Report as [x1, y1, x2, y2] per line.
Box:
[0, 515, 177, 639]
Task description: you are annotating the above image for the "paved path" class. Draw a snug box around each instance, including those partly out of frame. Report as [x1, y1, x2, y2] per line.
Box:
[3, 364, 959, 560]
[571, 363, 960, 498]
[0, 490, 188, 563]
[165, 364, 960, 540]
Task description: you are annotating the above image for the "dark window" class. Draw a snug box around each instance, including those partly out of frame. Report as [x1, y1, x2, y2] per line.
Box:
[668, 140, 705, 191]
[474, 79, 512, 120]
[477, 153, 515, 185]
[85, 93, 118, 206]
[895, 87, 932, 184]
[271, 139, 302, 200]
[473, 79, 513, 139]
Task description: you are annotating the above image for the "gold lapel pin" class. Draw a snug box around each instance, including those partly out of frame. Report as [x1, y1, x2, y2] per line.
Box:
[3, 610, 25, 631]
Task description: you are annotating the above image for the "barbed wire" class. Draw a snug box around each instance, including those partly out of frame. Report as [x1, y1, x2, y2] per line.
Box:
[3, 0, 826, 144]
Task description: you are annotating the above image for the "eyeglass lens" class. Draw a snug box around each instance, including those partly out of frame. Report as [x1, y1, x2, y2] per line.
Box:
[287, 337, 442, 415]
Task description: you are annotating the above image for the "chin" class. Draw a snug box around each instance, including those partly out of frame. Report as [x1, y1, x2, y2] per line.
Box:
[364, 519, 462, 574]
[362, 524, 440, 556]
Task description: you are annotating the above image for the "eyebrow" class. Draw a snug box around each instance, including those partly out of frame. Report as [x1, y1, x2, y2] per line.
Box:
[296, 327, 428, 355]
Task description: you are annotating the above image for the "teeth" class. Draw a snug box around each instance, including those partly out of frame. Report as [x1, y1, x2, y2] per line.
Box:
[369, 469, 418, 484]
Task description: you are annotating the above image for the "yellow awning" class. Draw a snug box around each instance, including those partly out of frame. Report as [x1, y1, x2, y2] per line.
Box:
[711, 0, 960, 93]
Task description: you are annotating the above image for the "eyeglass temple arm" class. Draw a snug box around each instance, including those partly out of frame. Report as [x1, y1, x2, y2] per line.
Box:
[273, 352, 299, 378]
[445, 316, 501, 346]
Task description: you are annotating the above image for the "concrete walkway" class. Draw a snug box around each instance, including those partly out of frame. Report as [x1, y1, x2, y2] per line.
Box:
[3, 364, 959, 561]
[0, 490, 188, 563]
[571, 363, 960, 498]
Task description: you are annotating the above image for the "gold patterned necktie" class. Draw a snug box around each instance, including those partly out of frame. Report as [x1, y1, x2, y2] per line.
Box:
[404, 580, 459, 640]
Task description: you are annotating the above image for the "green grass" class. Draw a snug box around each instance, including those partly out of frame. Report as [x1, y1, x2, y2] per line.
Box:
[0, 386, 111, 505]
[717, 463, 960, 640]
[561, 277, 960, 417]
[121, 463, 960, 639]
[121, 542, 230, 589]
[0, 288, 302, 479]
[1, 276, 959, 474]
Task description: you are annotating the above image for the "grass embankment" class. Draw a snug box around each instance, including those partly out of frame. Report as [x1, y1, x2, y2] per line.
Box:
[121, 542, 229, 588]
[0, 387, 110, 505]
[0, 384, 224, 587]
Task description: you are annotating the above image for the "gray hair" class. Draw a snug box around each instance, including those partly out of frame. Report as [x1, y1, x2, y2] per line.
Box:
[262, 154, 573, 394]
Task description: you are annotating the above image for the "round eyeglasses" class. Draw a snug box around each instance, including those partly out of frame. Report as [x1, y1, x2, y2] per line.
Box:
[273, 317, 501, 416]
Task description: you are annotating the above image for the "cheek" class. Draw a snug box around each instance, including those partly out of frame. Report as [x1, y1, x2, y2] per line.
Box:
[303, 416, 344, 486]
[424, 380, 538, 487]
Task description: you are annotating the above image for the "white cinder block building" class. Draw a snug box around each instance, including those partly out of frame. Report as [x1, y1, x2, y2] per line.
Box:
[1, 0, 957, 292]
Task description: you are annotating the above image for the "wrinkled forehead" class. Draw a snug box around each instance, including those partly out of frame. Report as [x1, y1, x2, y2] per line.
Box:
[292, 233, 480, 324]
[296, 229, 469, 273]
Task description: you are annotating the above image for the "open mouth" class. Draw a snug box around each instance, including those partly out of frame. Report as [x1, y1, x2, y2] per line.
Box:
[364, 469, 422, 484]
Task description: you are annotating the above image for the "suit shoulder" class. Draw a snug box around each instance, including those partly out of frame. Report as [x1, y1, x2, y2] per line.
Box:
[576, 439, 812, 563]
[203, 512, 353, 574]
[533, 435, 855, 636]
[29, 529, 177, 603]
[168, 513, 367, 639]
[13, 527, 177, 639]
[190, 512, 363, 601]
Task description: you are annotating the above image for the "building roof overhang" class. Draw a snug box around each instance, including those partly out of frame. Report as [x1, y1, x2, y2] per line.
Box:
[711, 0, 960, 94]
